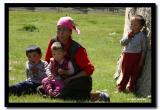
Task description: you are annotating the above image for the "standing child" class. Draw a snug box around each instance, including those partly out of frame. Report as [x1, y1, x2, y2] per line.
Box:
[117, 15, 147, 92]
[40, 42, 75, 98]
[9, 45, 48, 96]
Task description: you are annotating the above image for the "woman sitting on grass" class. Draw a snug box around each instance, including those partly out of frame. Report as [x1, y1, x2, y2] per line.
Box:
[43, 16, 110, 102]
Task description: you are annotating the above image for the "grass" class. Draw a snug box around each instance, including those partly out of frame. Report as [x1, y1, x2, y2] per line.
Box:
[9, 10, 151, 103]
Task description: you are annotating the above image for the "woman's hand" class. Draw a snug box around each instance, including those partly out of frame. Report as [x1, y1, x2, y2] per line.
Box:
[63, 71, 88, 84]
[64, 77, 72, 85]
[58, 68, 65, 75]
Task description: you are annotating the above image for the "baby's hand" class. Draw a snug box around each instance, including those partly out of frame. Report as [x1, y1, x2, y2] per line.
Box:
[58, 68, 65, 75]
[48, 75, 54, 80]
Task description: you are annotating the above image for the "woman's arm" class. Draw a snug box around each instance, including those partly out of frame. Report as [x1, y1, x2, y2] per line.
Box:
[75, 48, 94, 76]
[64, 70, 88, 84]
[64, 47, 94, 84]
[45, 39, 53, 63]
[69, 70, 88, 80]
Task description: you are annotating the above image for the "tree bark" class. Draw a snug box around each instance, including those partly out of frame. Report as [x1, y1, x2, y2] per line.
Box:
[114, 8, 151, 97]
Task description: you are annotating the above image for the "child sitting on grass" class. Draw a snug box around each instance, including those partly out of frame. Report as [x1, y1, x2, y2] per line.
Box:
[38, 42, 75, 98]
[9, 45, 48, 96]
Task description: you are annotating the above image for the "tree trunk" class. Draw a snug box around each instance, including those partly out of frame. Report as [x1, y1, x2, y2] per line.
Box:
[114, 7, 151, 97]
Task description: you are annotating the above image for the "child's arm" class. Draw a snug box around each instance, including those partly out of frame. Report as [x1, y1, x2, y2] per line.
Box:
[139, 52, 145, 67]
[46, 62, 53, 76]
[25, 61, 30, 80]
[45, 61, 56, 80]
[139, 34, 147, 67]
[44, 61, 50, 76]
[120, 32, 134, 46]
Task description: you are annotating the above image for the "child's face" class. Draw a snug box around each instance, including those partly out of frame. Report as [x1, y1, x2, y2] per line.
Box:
[52, 49, 65, 62]
[130, 18, 143, 34]
[56, 25, 72, 43]
[27, 52, 41, 64]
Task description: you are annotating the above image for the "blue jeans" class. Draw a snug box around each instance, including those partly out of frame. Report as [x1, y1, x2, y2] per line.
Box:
[9, 81, 41, 96]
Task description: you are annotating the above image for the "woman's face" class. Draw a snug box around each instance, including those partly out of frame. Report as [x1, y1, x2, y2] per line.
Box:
[56, 25, 72, 43]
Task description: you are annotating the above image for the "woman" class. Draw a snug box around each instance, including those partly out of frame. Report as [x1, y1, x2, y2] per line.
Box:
[44, 16, 109, 101]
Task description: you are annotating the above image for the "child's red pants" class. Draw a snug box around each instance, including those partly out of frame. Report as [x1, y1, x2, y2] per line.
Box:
[117, 52, 142, 92]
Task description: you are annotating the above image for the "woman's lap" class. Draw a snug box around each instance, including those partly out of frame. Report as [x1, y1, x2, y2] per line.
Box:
[57, 76, 92, 100]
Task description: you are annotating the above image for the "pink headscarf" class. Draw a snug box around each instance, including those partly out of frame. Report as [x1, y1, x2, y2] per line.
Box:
[57, 16, 80, 34]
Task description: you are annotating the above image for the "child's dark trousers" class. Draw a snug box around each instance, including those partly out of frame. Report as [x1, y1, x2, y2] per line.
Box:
[9, 81, 41, 96]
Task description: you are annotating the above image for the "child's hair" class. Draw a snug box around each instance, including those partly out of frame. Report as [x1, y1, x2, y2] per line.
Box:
[51, 42, 64, 51]
[132, 15, 146, 27]
[26, 45, 42, 56]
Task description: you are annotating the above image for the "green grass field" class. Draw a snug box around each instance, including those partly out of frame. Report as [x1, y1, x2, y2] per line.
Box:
[9, 10, 151, 103]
